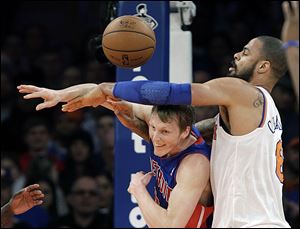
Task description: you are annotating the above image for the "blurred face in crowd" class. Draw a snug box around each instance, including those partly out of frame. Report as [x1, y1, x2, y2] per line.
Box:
[96, 174, 113, 208]
[97, 115, 115, 148]
[25, 124, 50, 152]
[1, 157, 20, 181]
[55, 113, 79, 137]
[70, 139, 91, 163]
[229, 38, 262, 81]
[68, 177, 99, 216]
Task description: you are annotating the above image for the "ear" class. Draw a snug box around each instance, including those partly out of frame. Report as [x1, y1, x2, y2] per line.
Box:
[181, 126, 191, 139]
[257, 61, 271, 74]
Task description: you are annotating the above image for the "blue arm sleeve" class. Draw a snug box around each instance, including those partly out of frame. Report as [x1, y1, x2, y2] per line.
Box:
[113, 80, 191, 105]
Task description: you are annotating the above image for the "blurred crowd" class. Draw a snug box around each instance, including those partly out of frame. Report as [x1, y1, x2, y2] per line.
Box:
[1, 1, 298, 228]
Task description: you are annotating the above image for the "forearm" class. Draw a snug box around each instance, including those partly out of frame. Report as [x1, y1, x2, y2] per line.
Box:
[113, 81, 191, 105]
[286, 48, 299, 102]
[195, 117, 216, 143]
[122, 116, 150, 142]
[1, 203, 13, 227]
[134, 190, 169, 228]
[58, 83, 97, 102]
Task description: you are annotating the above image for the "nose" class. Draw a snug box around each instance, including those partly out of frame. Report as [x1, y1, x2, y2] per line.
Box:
[234, 52, 240, 61]
[152, 131, 161, 143]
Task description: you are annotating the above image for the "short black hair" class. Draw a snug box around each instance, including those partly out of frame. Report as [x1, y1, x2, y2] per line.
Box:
[257, 36, 288, 80]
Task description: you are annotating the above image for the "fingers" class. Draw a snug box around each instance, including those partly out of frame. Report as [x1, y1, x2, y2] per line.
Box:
[142, 171, 154, 185]
[29, 190, 44, 197]
[17, 85, 41, 94]
[26, 185, 45, 204]
[282, 1, 289, 19]
[34, 200, 43, 205]
[36, 101, 57, 111]
[282, 1, 299, 18]
[291, 1, 298, 15]
[25, 184, 40, 192]
[23, 91, 45, 100]
[62, 98, 84, 112]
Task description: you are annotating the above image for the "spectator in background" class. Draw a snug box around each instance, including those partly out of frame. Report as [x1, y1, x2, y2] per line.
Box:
[60, 66, 83, 88]
[1, 156, 26, 194]
[19, 117, 64, 176]
[59, 130, 102, 194]
[52, 110, 83, 153]
[281, 1, 299, 104]
[37, 49, 64, 89]
[52, 176, 109, 228]
[95, 171, 114, 227]
[272, 81, 299, 145]
[94, 111, 115, 177]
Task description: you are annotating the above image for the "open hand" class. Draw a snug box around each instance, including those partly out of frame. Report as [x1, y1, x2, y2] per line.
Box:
[10, 184, 45, 215]
[17, 85, 61, 111]
[281, 1, 299, 42]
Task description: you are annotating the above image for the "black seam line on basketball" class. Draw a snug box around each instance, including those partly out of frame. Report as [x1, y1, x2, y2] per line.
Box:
[103, 45, 154, 52]
[103, 31, 155, 42]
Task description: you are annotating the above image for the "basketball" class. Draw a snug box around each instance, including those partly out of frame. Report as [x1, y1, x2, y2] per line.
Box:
[102, 15, 156, 68]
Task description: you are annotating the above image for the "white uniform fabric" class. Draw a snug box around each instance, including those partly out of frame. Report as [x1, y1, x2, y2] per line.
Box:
[210, 86, 290, 228]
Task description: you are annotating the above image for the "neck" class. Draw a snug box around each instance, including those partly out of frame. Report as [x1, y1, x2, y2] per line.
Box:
[250, 76, 276, 93]
[74, 211, 94, 227]
[170, 134, 196, 156]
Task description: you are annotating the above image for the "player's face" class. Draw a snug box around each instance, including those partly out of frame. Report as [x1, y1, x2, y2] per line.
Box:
[149, 113, 188, 157]
[229, 38, 262, 81]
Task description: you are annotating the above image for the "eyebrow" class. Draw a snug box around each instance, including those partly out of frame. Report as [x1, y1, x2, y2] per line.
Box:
[243, 47, 250, 53]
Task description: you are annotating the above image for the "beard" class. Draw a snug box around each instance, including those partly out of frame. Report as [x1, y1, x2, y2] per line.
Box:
[228, 60, 257, 81]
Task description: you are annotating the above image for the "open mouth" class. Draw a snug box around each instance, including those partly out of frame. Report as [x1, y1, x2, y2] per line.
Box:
[229, 61, 237, 72]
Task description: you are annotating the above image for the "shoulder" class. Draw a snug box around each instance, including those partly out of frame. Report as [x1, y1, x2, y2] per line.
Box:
[176, 154, 210, 186]
[180, 153, 209, 167]
[177, 154, 209, 177]
[209, 77, 255, 91]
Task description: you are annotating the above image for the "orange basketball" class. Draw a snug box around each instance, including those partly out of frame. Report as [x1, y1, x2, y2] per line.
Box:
[102, 15, 156, 68]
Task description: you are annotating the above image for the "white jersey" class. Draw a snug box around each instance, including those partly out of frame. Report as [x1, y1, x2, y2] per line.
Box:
[210, 86, 290, 228]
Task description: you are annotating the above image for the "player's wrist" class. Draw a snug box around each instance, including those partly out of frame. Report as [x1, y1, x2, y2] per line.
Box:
[282, 40, 299, 49]
[6, 201, 15, 215]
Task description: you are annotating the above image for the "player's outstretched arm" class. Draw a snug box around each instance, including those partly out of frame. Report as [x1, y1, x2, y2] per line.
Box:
[110, 78, 257, 108]
[17, 83, 98, 111]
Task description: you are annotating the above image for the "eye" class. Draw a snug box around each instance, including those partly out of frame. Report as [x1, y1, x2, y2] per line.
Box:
[162, 130, 169, 134]
[243, 49, 248, 55]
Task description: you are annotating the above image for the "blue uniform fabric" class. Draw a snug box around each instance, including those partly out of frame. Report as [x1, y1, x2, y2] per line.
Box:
[113, 80, 191, 105]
